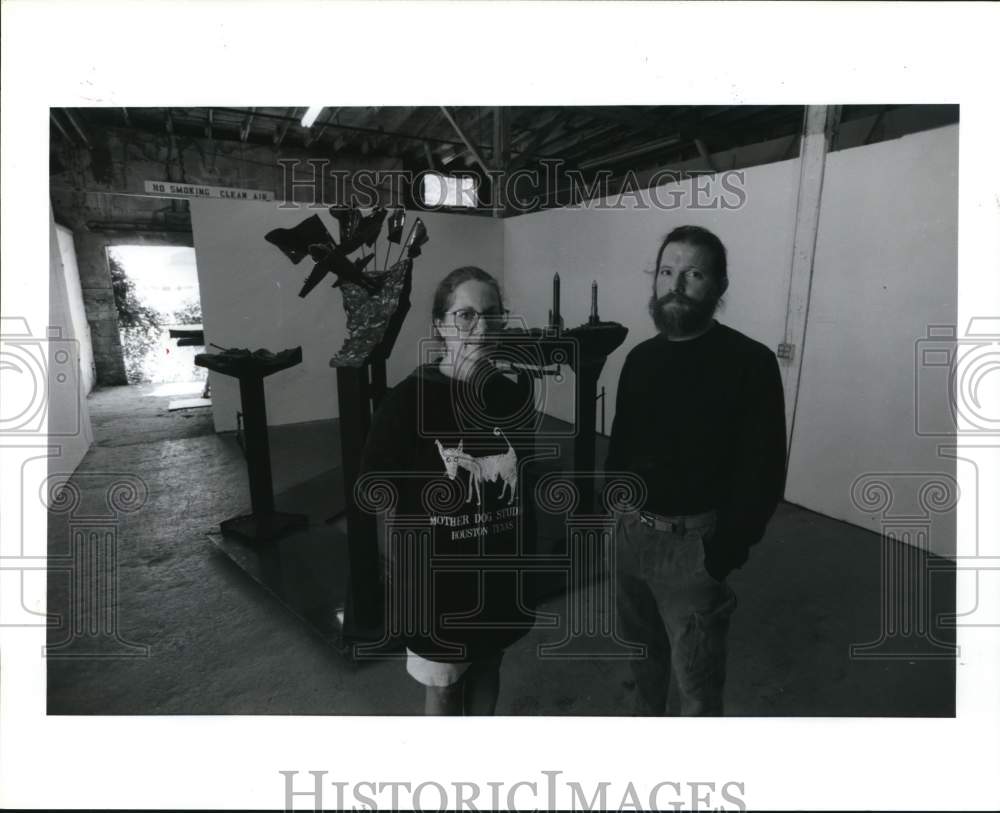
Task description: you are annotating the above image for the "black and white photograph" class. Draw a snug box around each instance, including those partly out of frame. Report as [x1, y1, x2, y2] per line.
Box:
[2, 2, 998, 811]
[42, 102, 963, 721]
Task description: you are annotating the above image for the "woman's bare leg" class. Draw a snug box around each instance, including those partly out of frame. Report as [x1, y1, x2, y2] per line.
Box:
[424, 684, 463, 715]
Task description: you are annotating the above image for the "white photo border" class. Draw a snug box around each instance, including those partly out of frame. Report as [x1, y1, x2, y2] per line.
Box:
[2, 1, 998, 810]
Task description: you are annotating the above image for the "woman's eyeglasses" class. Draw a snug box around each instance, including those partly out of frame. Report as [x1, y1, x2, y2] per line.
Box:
[446, 307, 510, 333]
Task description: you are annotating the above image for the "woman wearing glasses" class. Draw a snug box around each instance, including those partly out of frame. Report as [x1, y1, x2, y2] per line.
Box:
[360, 266, 536, 715]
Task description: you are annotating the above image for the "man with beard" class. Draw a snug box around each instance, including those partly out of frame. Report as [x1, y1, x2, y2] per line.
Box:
[606, 225, 787, 715]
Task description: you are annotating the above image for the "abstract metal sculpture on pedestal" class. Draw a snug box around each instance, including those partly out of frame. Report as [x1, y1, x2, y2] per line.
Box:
[265, 206, 429, 641]
[195, 345, 307, 542]
[500, 275, 628, 511]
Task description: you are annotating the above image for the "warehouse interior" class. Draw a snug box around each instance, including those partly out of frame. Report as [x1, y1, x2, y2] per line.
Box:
[46, 105, 960, 715]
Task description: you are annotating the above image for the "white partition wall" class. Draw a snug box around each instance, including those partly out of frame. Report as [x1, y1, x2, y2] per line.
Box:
[186, 124, 959, 550]
[48, 207, 94, 474]
[502, 163, 800, 427]
[54, 224, 96, 397]
[786, 125, 959, 555]
[501, 125, 959, 551]
[190, 201, 504, 431]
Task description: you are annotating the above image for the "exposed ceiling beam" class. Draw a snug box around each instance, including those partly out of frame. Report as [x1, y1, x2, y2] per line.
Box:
[862, 107, 887, 146]
[239, 107, 256, 142]
[164, 109, 181, 183]
[508, 110, 572, 169]
[422, 141, 436, 171]
[493, 107, 510, 169]
[210, 106, 504, 155]
[441, 147, 469, 167]
[62, 109, 92, 149]
[583, 106, 674, 132]
[439, 142, 475, 167]
[440, 106, 493, 177]
[826, 105, 843, 151]
[369, 107, 420, 155]
[406, 107, 443, 146]
[577, 134, 683, 170]
[545, 122, 623, 159]
[304, 106, 340, 147]
[509, 108, 563, 146]
[49, 111, 72, 144]
[274, 107, 295, 147]
[493, 107, 511, 217]
[439, 107, 486, 165]
[559, 133, 631, 167]
[531, 115, 613, 154]
[694, 138, 717, 172]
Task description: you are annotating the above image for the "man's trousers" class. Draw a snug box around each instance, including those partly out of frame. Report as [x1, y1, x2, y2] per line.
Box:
[613, 510, 738, 715]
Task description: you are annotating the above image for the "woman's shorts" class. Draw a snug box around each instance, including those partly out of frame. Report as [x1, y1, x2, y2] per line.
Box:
[405, 648, 503, 688]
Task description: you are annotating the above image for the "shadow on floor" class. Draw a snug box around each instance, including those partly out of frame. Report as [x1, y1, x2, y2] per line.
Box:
[47, 386, 955, 716]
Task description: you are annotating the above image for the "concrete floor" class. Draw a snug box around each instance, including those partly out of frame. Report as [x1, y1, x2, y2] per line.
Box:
[47, 384, 955, 716]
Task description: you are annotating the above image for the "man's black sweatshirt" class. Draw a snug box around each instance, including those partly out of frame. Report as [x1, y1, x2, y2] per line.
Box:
[605, 320, 787, 578]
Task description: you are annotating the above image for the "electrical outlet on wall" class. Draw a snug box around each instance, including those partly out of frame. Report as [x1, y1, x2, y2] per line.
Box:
[777, 342, 796, 361]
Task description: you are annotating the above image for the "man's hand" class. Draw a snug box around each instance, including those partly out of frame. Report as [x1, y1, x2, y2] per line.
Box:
[700, 532, 730, 583]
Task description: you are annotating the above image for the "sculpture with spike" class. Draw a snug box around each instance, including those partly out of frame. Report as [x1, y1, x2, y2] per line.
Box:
[265, 205, 430, 366]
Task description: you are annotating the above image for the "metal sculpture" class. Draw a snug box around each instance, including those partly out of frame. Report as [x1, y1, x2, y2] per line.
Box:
[264, 206, 430, 643]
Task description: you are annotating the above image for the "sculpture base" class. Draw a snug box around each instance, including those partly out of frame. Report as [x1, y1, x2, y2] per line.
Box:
[220, 511, 309, 543]
[208, 521, 380, 659]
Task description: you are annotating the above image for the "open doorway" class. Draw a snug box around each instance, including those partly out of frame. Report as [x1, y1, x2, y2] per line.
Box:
[108, 245, 208, 400]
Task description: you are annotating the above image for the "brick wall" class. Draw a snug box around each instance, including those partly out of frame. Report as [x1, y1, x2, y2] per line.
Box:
[51, 124, 400, 385]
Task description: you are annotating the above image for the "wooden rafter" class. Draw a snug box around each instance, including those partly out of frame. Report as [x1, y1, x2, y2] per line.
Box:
[440, 106, 492, 177]
[422, 141, 436, 171]
[49, 111, 72, 143]
[274, 107, 295, 147]
[304, 106, 340, 147]
[62, 108, 92, 149]
[545, 121, 623, 159]
[239, 107, 256, 142]
[508, 110, 571, 169]
[584, 106, 676, 134]
[694, 138, 717, 172]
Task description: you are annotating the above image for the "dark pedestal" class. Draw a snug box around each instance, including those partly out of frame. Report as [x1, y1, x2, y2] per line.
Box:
[208, 521, 355, 656]
[220, 511, 308, 542]
[335, 366, 382, 644]
[196, 347, 308, 543]
[574, 361, 603, 514]
[505, 322, 627, 513]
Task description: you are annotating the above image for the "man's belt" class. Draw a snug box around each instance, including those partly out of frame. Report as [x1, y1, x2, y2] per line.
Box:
[638, 509, 716, 534]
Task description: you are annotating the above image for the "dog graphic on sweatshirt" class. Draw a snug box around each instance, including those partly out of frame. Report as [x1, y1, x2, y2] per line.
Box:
[435, 428, 517, 507]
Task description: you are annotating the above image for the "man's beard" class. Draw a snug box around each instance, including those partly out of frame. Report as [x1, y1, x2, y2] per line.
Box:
[649, 291, 719, 337]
